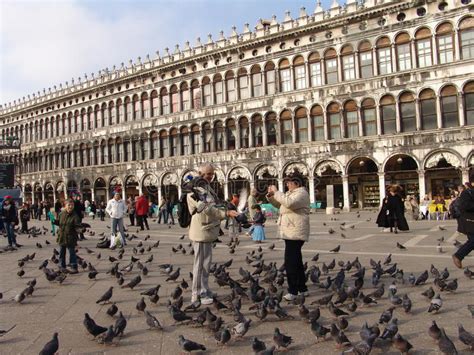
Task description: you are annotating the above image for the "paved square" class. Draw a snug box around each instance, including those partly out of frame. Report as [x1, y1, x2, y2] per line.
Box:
[1, 211, 473, 354]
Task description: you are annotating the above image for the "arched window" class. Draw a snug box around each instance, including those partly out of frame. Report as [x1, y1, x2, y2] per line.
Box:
[266, 112, 277, 145]
[202, 122, 212, 153]
[180, 127, 189, 155]
[160, 88, 169, 115]
[239, 117, 249, 148]
[380, 95, 396, 134]
[159, 130, 168, 157]
[150, 131, 159, 159]
[440, 85, 459, 127]
[100, 141, 106, 165]
[415, 28, 432, 68]
[170, 128, 178, 156]
[341, 45, 355, 81]
[344, 100, 359, 138]
[376, 36, 392, 74]
[293, 56, 307, 89]
[214, 121, 224, 151]
[107, 139, 114, 164]
[191, 80, 202, 109]
[295, 108, 308, 143]
[151, 91, 159, 117]
[202, 77, 212, 106]
[436, 22, 454, 64]
[464, 82, 474, 125]
[115, 138, 123, 162]
[252, 114, 263, 147]
[142, 92, 150, 118]
[226, 119, 236, 150]
[324, 49, 338, 84]
[361, 98, 377, 136]
[280, 110, 293, 144]
[116, 99, 123, 124]
[460, 17, 474, 59]
[279, 59, 291, 92]
[419, 89, 437, 130]
[87, 108, 93, 130]
[170, 86, 179, 113]
[191, 124, 200, 154]
[108, 101, 115, 125]
[251, 65, 262, 97]
[180, 83, 190, 110]
[358, 41, 373, 79]
[327, 103, 341, 140]
[125, 97, 132, 121]
[238, 68, 249, 99]
[133, 95, 140, 119]
[399, 92, 416, 132]
[310, 105, 324, 141]
[308, 52, 322, 86]
[264, 62, 276, 95]
[94, 105, 100, 128]
[80, 109, 86, 131]
[225, 71, 236, 102]
[67, 113, 73, 134]
[213, 75, 224, 104]
[395, 32, 412, 71]
[100, 104, 107, 127]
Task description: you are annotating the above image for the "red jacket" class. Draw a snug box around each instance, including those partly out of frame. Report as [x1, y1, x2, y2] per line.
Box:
[135, 196, 149, 216]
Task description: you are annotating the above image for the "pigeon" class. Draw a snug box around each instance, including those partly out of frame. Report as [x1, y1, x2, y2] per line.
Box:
[39, 332, 59, 355]
[232, 319, 251, 338]
[13, 291, 26, 304]
[396, 242, 406, 250]
[17, 269, 25, 278]
[136, 297, 147, 312]
[88, 271, 99, 280]
[252, 337, 267, 353]
[273, 327, 292, 349]
[429, 321, 442, 341]
[0, 325, 16, 337]
[215, 327, 231, 346]
[166, 268, 181, 282]
[106, 303, 118, 317]
[178, 335, 206, 352]
[428, 294, 443, 313]
[330, 245, 341, 253]
[169, 305, 192, 323]
[96, 286, 113, 304]
[392, 333, 413, 354]
[145, 311, 162, 330]
[379, 307, 395, 324]
[83, 313, 107, 337]
[402, 294, 412, 313]
[381, 318, 399, 340]
[141, 285, 161, 297]
[458, 324, 474, 350]
[97, 325, 115, 345]
[114, 312, 127, 337]
[310, 319, 330, 341]
[415, 270, 429, 285]
[438, 328, 458, 354]
[422, 287, 435, 300]
[122, 275, 142, 289]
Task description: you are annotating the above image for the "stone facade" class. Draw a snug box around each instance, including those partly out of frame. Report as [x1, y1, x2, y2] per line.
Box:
[1, 0, 474, 209]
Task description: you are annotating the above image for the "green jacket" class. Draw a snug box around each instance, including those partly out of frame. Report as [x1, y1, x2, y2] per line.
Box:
[55, 210, 82, 247]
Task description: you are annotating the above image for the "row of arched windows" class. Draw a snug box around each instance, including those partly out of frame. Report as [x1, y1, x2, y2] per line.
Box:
[3, 18, 474, 145]
[16, 83, 474, 174]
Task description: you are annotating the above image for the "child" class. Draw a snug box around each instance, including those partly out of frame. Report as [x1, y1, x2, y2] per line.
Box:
[250, 205, 266, 243]
[47, 208, 56, 236]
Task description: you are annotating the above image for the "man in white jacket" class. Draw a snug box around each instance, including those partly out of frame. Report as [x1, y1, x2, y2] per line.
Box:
[106, 192, 128, 247]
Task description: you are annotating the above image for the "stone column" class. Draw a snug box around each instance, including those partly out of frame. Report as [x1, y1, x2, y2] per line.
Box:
[453, 29, 460, 61]
[461, 167, 470, 185]
[431, 35, 438, 66]
[354, 51, 360, 79]
[309, 177, 315, 204]
[157, 185, 162, 204]
[436, 95, 443, 128]
[248, 122, 254, 148]
[458, 93, 466, 127]
[418, 169, 426, 202]
[337, 55, 343, 83]
[323, 111, 329, 140]
[415, 98, 422, 131]
[395, 102, 401, 133]
[307, 115, 313, 142]
[378, 172, 386, 206]
[320, 59, 326, 85]
[278, 178, 284, 192]
[372, 48, 379, 76]
[342, 174, 350, 212]
[91, 188, 95, 203]
[224, 182, 229, 201]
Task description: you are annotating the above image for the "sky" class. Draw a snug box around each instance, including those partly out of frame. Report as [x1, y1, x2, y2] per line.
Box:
[0, 0, 334, 106]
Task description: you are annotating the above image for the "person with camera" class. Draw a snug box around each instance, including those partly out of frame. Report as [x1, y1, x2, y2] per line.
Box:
[452, 182, 474, 268]
[267, 171, 310, 301]
[187, 163, 239, 305]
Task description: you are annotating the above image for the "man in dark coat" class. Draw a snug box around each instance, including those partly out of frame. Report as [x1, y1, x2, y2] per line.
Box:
[1, 196, 20, 249]
[73, 195, 86, 240]
[54, 199, 83, 273]
[385, 185, 409, 233]
[54, 199, 62, 218]
[452, 183, 474, 268]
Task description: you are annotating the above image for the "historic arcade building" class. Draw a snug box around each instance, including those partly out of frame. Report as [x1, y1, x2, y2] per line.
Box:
[1, 0, 474, 210]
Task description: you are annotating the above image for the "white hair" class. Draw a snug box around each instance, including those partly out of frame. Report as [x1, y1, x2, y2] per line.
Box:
[198, 163, 215, 175]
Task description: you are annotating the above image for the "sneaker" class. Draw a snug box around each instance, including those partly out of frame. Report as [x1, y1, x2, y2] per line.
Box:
[452, 255, 462, 269]
[201, 296, 213, 305]
[283, 293, 297, 302]
[382, 228, 391, 233]
[14, 243, 22, 248]
[68, 268, 79, 274]
[298, 291, 309, 297]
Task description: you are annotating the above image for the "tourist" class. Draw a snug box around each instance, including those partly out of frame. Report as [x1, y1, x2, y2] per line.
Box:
[419, 195, 431, 220]
[386, 185, 409, 233]
[90, 201, 97, 220]
[54, 199, 62, 218]
[188, 163, 238, 304]
[53, 199, 83, 274]
[452, 183, 474, 268]
[98, 201, 106, 221]
[106, 193, 128, 248]
[157, 196, 168, 224]
[73, 195, 85, 240]
[167, 198, 175, 225]
[227, 194, 240, 238]
[376, 186, 390, 230]
[249, 204, 266, 243]
[136, 194, 150, 230]
[19, 203, 30, 234]
[267, 171, 310, 301]
[127, 196, 136, 226]
[47, 207, 56, 236]
[247, 188, 258, 220]
[1, 196, 20, 249]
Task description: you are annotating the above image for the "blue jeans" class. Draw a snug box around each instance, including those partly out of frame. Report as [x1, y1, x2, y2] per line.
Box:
[111, 218, 126, 245]
[59, 245, 77, 268]
[5, 222, 17, 246]
[455, 233, 474, 260]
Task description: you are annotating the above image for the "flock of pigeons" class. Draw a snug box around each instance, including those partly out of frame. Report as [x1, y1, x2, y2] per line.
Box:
[1, 216, 474, 354]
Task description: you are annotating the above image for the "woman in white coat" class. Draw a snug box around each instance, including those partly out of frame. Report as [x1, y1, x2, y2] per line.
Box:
[267, 171, 310, 301]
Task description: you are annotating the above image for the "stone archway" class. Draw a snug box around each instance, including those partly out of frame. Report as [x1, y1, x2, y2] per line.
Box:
[24, 184, 33, 203]
[93, 178, 107, 203]
[314, 161, 343, 209]
[424, 151, 461, 198]
[347, 157, 379, 208]
[34, 182, 43, 203]
[384, 154, 419, 199]
[80, 178, 92, 202]
[67, 180, 79, 198]
[125, 175, 139, 200]
[142, 174, 159, 204]
[56, 181, 66, 201]
[161, 172, 179, 204]
[283, 162, 309, 191]
[44, 182, 54, 205]
[254, 164, 279, 202]
[227, 166, 251, 199]
[109, 176, 123, 198]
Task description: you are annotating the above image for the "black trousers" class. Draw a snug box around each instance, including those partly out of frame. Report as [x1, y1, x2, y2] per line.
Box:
[284, 239, 307, 295]
[129, 213, 135, 226]
[455, 233, 474, 260]
[137, 215, 149, 230]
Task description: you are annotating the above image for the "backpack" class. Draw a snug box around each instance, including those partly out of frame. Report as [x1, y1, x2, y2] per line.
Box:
[177, 194, 192, 228]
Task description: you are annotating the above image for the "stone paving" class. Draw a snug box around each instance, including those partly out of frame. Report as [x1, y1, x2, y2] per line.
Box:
[0, 210, 473, 354]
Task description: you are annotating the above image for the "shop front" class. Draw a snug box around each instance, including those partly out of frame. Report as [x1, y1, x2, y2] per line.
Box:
[313, 161, 343, 209]
[93, 178, 107, 203]
[227, 167, 251, 199]
[44, 182, 55, 205]
[384, 154, 419, 199]
[254, 165, 279, 203]
[424, 152, 461, 199]
[347, 157, 379, 208]
[80, 178, 92, 202]
[125, 175, 139, 200]
[161, 172, 178, 204]
[142, 174, 159, 204]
